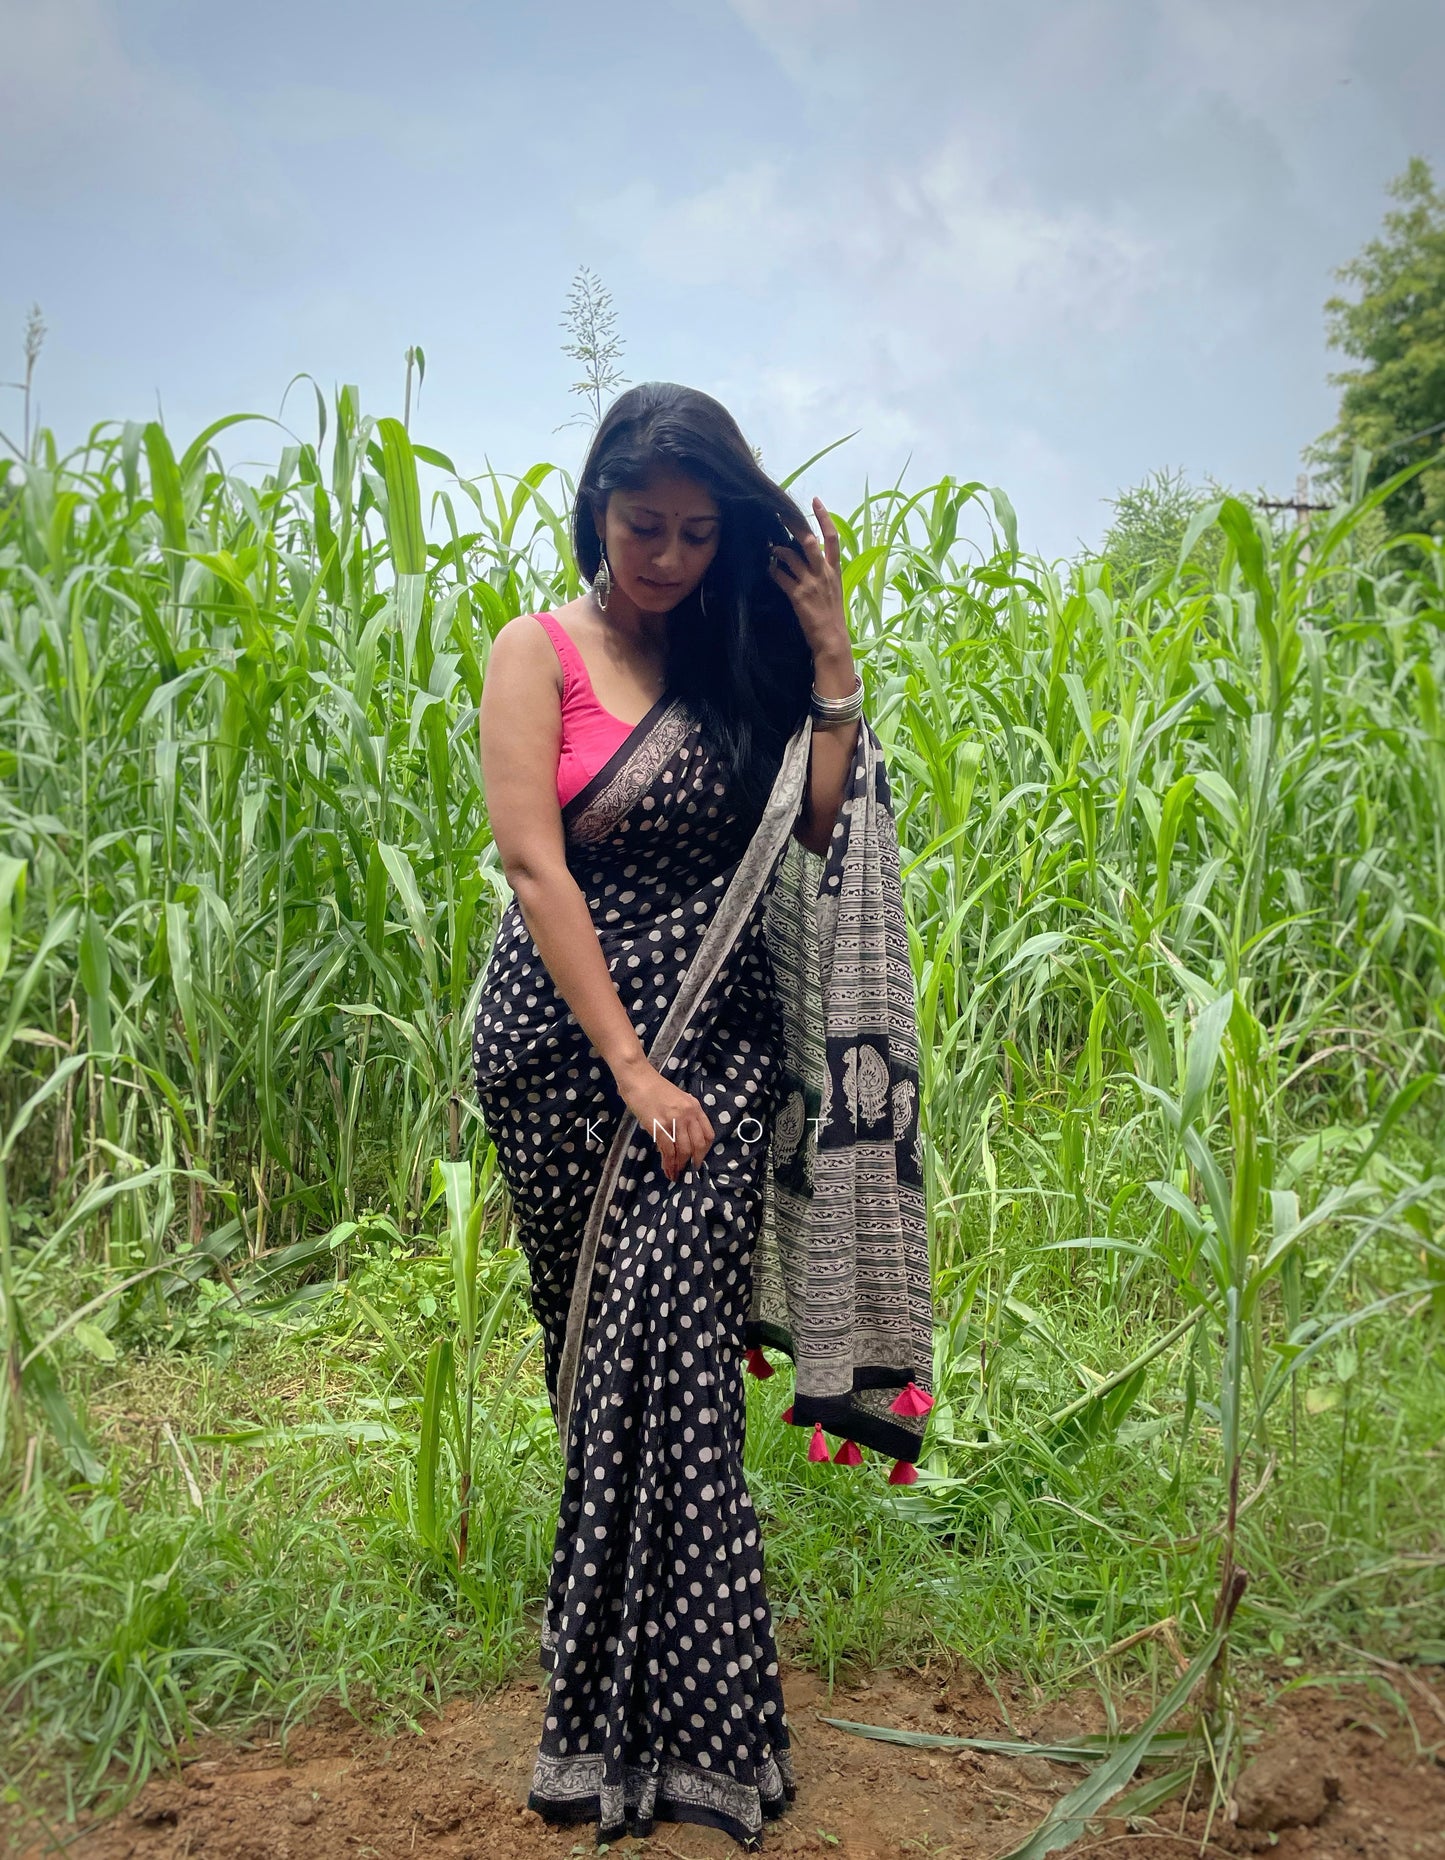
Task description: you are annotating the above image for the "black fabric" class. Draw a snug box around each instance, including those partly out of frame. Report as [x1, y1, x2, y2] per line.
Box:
[472, 697, 797, 1849]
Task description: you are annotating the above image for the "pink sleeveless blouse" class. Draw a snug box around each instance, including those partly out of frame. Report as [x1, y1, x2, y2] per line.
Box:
[533, 611, 646, 810]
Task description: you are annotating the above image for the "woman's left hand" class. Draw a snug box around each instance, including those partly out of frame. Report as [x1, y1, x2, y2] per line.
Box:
[767, 496, 851, 659]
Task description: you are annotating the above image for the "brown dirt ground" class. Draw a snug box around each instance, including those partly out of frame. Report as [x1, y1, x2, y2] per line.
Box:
[9, 1659, 1445, 1860]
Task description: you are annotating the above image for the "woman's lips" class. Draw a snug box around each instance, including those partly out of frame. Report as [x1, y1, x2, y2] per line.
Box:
[639, 577, 681, 592]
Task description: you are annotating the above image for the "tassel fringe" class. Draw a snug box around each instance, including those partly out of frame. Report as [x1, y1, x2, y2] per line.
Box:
[888, 1459, 918, 1485]
[833, 1439, 863, 1466]
[807, 1423, 829, 1463]
[745, 1347, 775, 1380]
[889, 1381, 935, 1418]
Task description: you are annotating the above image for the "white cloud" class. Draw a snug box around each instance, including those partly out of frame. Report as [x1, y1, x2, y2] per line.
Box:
[7, 0, 1439, 564]
[600, 161, 804, 290]
[583, 118, 1162, 552]
[592, 130, 1157, 362]
[876, 135, 1154, 339]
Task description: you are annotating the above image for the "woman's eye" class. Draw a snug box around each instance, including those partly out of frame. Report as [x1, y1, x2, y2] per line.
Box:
[684, 532, 716, 548]
[630, 524, 659, 539]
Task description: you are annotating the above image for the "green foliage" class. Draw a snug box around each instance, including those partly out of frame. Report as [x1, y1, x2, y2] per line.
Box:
[1, 393, 1443, 1823]
[0, 1333, 557, 1812]
[1311, 157, 1445, 539]
[1098, 466, 1229, 590]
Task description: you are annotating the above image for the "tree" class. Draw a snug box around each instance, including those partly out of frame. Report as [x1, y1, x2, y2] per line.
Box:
[1309, 158, 1445, 540]
[559, 266, 628, 431]
[1099, 467, 1230, 589]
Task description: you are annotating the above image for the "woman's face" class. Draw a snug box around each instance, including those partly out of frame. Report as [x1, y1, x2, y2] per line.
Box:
[597, 469, 721, 616]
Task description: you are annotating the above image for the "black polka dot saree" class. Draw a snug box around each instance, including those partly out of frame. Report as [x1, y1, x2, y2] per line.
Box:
[472, 691, 930, 1849]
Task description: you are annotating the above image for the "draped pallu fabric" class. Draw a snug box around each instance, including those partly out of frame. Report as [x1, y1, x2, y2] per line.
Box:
[471, 692, 931, 1850]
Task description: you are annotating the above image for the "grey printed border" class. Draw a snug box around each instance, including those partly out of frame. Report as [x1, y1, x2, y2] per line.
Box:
[565, 697, 693, 843]
[531, 1744, 794, 1840]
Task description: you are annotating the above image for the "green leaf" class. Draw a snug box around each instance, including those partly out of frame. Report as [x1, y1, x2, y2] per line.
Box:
[412, 442, 457, 474]
[417, 1336, 455, 1555]
[143, 421, 188, 559]
[1217, 496, 1274, 623]
[2, 1053, 87, 1165]
[779, 431, 858, 489]
[177, 411, 271, 481]
[819, 1723, 1197, 1762]
[78, 909, 113, 1060]
[990, 1626, 1224, 1859]
[988, 484, 1019, 556]
[71, 1320, 119, 1363]
[0, 854, 25, 982]
[165, 899, 201, 1067]
[377, 416, 426, 575]
[1180, 990, 1232, 1133]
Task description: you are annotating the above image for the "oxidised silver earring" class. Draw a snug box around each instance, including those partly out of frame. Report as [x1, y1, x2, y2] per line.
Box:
[593, 545, 612, 613]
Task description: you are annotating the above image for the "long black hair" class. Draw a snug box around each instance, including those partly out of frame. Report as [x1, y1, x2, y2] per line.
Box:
[573, 382, 816, 827]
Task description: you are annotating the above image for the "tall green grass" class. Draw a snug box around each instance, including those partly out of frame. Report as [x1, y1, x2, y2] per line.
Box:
[1, 392, 1442, 1816]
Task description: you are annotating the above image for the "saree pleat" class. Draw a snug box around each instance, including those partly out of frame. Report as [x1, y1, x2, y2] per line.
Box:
[472, 690, 929, 1850]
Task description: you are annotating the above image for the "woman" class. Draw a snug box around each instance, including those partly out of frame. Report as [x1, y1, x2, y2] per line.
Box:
[471, 383, 931, 1850]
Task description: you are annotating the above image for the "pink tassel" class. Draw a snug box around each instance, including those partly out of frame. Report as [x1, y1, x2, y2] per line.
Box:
[833, 1439, 863, 1466]
[807, 1423, 829, 1463]
[888, 1459, 918, 1486]
[780, 1404, 794, 1425]
[746, 1347, 775, 1380]
[889, 1381, 935, 1418]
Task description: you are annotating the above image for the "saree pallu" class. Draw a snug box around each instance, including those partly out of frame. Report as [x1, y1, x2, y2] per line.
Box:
[471, 690, 930, 1850]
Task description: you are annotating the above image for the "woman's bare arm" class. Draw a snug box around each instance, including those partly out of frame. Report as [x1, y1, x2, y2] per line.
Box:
[477, 615, 714, 1178]
[793, 641, 861, 856]
[479, 616, 649, 1076]
[768, 499, 861, 859]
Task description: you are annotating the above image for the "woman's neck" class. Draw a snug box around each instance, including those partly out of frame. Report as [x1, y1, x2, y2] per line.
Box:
[590, 589, 669, 661]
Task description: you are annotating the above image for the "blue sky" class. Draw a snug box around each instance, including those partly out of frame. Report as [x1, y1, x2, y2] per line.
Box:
[4, 0, 1442, 557]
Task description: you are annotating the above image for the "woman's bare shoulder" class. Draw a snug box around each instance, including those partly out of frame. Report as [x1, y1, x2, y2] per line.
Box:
[490, 611, 561, 687]
[493, 598, 595, 658]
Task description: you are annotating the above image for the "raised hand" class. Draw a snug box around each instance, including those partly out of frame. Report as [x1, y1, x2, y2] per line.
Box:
[766, 495, 850, 660]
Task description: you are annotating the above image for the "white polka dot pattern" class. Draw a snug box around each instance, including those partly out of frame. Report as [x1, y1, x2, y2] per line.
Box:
[472, 699, 796, 1849]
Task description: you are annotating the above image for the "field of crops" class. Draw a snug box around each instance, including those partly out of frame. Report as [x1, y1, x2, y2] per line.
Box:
[1, 392, 1442, 1832]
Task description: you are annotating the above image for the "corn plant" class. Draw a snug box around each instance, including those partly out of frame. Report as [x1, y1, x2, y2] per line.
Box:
[411, 1149, 535, 1567]
[2, 394, 1442, 1635]
[2, 381, 1444, 1832]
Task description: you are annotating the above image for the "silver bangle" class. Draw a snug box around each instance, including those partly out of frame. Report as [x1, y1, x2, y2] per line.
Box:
[809, 669, 864, 723]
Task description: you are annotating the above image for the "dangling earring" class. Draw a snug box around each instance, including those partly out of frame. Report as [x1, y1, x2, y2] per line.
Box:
[592, 543, 612, 613]
[699, 575, 709, 620]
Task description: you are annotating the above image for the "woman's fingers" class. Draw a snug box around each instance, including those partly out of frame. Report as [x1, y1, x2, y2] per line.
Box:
[683, 1105, 713, 1170]
[654, 1095, 715, 1178]
[772, 517, 839, 590]
[791, 532, 824, 575]
[814, 497, 841, 572]
[770, 546, 820, 598]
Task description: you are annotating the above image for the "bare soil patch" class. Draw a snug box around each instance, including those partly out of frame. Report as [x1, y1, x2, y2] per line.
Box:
[10, 1661, 1444, 1859]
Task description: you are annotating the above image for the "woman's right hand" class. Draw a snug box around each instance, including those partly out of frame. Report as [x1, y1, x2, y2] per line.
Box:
[613, 1055, 715, 1184]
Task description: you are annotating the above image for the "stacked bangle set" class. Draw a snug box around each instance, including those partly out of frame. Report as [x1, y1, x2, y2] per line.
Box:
[809, 668, 864, 725]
